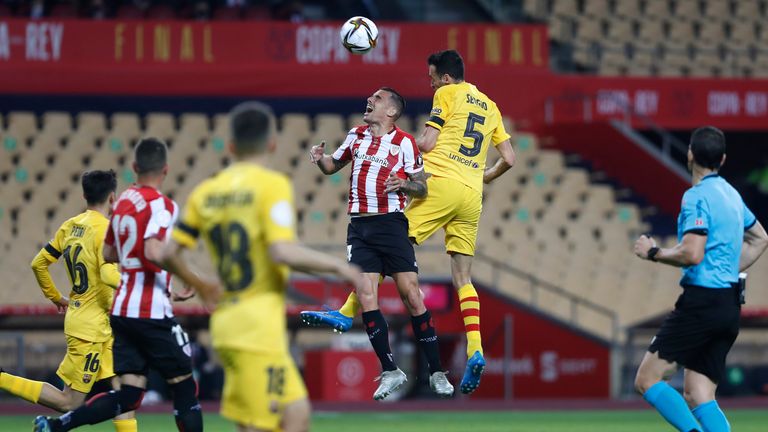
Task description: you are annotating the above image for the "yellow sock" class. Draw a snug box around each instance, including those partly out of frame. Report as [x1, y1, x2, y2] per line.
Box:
[458, 283, 483, 357]
[338, 292, 361, 318]
[113, 418, 138, 432]
[0, 372, 43, 404]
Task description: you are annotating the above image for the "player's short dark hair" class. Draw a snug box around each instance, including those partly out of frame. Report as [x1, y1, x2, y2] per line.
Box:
[379, 87, 406, 121]
[230, 101, 275, 155]
[134, 137, 168, 175]
[690, 126, 726, 170]
[82, 169, 117, 205]
[427, 49, 465, 81]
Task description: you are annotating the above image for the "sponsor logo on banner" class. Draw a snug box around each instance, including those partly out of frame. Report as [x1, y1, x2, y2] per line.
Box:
[337, 356, 364, 387]
[596, 89, 658, 116]
[708, 91, 740, 116]
[295, 25, 400, 65]
[745, 92, 768, 117]
[0, 22, 64, 61]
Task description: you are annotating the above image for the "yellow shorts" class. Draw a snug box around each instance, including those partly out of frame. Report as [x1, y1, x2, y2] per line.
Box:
[406, 175, 482, 256]
[217, 348, 307, 431]
[56, 336, 115, 394]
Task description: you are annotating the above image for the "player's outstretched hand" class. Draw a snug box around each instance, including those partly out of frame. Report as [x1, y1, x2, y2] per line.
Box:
[633, 235, 656, 259]
[53, 296, 69, 314]
[172, 284, 196, 302]
[340, 263, 365, 293]
[198, 278, 223, 312]
[384, 172, 406, 193]
[309, 141, 326, 163]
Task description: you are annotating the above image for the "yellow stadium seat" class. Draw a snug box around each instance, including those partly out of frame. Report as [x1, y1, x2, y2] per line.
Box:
[41, 112, 73, 138]
[576, 16, 604, 42]
[583, 0, 610, 18]
[179, 113, 210, 140]
[673, 0, 701, 17]
[552, 0, 578, 17]
[144, 112, 176, 141]
[346, 113, 364, 130]
[110, 113, 141, 141]
[734, 0, 761, 21]
[281, 113, 311, 142]
[7, 111, 38, 145]
[615, 0, 641, 18]
[75, 112, 108, 138]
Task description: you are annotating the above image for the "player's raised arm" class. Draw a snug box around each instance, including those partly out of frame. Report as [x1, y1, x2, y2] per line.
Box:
[415, 125, 440, 153]
[30, 233, 68, 312]
[311, 137, 352, 175]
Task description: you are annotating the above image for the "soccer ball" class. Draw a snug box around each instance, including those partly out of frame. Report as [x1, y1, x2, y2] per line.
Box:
[340, 16, 378, 55]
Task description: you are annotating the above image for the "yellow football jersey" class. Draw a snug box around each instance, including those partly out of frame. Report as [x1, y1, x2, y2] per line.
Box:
[173, 162, 296, 354]
[36, 210, 119, 342]
[424, 81, 511, 193]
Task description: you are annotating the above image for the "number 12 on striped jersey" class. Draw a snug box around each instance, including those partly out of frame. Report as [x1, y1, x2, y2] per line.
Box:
[112, 215, 141, 270]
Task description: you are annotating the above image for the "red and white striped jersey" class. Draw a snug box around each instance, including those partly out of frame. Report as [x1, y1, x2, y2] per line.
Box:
[332, 125, 423, 214]
[105, 185, 179, 320]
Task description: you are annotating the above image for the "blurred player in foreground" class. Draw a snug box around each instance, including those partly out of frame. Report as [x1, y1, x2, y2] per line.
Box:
[0, 170, 137, 432]
[633, 126, 768, 432]
[301, 87, 454, 400]
[35, 139, 202, 432]
[161, 101, 365, 432]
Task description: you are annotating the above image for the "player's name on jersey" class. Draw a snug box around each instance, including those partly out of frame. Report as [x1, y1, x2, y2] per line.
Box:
[71, 225, 86, 238]
[465, 93, 488, 110]
[205, 191, 254, 208]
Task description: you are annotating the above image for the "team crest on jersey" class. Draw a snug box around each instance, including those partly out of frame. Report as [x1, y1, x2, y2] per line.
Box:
[82, 374, 92, 384]
[389, 145, 400, 156]
[416, 154, 423, 167]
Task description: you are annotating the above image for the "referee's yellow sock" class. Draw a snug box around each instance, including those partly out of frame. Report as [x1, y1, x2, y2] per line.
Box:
[458, 283, 483, 357]
[113, 418, 138, 432]
[0, 371, 43, 404]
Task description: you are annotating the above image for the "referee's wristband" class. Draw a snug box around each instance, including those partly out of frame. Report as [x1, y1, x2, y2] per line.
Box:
[647, 247, 660, 262]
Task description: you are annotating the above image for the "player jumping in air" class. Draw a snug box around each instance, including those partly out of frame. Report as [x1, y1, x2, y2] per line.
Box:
[35, 138, 203, 432]
[301, 50, 517, 394]
[0, 170, 137, 432]
[301, 87, 454, 400]
[161, 102, 365, 432]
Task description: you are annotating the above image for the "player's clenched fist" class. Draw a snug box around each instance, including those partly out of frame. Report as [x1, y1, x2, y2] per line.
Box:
[309, 141, 326, 163]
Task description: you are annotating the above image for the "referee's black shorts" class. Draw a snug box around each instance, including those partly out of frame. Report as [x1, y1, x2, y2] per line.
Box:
[347, 212, 418, 275]
[648, 285, 740, 383]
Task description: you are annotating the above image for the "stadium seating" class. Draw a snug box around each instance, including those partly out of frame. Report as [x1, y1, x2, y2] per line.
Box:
[2, 111, 766, 342]
[532, 0, 768, 77]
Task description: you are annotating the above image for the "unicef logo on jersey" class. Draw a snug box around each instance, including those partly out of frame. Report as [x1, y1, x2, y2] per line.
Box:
[448, 152, 480, 169]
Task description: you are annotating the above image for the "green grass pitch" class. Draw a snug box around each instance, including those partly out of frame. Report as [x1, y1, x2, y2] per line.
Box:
[2, 409, 767, 431]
